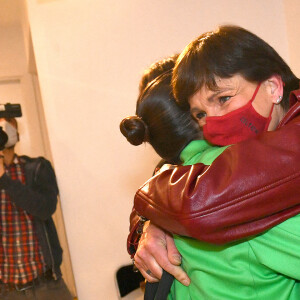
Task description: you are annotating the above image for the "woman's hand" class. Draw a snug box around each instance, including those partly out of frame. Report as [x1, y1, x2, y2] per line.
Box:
[133, 221, 191, 286]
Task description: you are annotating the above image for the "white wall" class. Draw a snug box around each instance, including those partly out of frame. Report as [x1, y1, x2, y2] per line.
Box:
[0, 17, 47, 157]
[0, 25, 26, 77]
[25, 1, 292, 299]
[284, 0, 300, 76]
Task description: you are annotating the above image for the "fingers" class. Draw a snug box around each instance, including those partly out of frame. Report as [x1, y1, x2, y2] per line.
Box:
[166, 233, 182, 266]
[134, 224, 164, 282]
[153, 237, 190, 286]
[134, 255, 160, 282]
[133, 221, 190, 286]
[158, 259, 190, 286]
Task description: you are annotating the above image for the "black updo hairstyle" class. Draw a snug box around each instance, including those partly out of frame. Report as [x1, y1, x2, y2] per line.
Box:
[139, 54, 179, 94]
[120, 72, 202, 164]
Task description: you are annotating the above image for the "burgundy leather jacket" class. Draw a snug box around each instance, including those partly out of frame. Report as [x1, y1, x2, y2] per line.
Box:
[128, 88, 300, 257]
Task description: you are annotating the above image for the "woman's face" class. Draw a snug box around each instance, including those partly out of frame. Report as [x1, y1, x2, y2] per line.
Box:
[189, 74, 283, 130]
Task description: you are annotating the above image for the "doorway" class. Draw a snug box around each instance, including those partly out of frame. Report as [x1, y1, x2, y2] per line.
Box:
[0, 0, 77, 298]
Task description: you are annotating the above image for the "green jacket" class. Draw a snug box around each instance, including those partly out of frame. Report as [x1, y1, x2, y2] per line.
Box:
[169, 140, 300, 300]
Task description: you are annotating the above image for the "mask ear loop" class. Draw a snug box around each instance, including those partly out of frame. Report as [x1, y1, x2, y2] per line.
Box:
[264, 81, 284, 130]
[250, 82, 274, 131]
[264, 87, 279, 130]
[250, 83, 262, 103]
[263, 104, 274, 130]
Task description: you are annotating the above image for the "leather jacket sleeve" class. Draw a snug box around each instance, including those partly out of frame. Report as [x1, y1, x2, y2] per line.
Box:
[127, 160, 168, 257]
[131, 103, 300, 247]
[127, 208, 147, 258]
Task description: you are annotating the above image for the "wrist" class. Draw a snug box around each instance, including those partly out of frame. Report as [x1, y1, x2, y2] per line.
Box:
[127, 215, 148, 257]
[142, 219, 150, 233]
[137, 216, 148, 234]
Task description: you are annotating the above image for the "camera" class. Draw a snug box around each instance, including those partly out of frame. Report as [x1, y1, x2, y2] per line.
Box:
[0, 103, 22, 150]
[0, 103, 22, 118]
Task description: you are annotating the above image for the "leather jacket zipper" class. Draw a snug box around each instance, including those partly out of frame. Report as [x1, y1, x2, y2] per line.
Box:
[43, 223, 58, 280]
[34, 160, 58, 280]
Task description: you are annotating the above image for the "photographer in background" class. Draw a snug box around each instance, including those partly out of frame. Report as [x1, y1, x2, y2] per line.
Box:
[0, 117, 72, 300]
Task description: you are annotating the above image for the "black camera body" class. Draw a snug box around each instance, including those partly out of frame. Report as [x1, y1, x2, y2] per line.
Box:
[0, 103, 22, 150]
[0, 103, 22, 118]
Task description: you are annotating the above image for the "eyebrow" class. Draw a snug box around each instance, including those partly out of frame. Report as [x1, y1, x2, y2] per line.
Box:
[207, 88, 233, 102]
[207, 90, 223, 102]
[190, 107, 201, 114]
[190, 86, 235, 113]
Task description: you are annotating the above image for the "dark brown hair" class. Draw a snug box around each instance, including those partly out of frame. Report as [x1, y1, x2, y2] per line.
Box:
[139, 54, 179, 93]
[120, 73, 201, 164]
[173, 25, 299, 111]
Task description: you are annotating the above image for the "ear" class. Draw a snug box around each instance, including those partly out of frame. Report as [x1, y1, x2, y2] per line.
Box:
[263, 75, 284, 104]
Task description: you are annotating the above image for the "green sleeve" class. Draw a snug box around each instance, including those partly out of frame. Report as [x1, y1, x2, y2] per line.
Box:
[248, 214, 300, 279]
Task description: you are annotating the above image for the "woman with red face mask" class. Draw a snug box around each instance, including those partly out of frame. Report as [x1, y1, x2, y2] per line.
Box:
[122, 73, 300, 300]
[129, 25, 300, 293]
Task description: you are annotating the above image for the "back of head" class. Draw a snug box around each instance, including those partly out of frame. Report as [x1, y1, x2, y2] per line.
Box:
[173, 25, 299, 111]
[139, 54, 179, 94]
[120, 73, 202, 164]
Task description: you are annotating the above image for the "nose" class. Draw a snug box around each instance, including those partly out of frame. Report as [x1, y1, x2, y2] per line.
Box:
[206, 106, 223, 117]
[197, 107, 223, 127]
[197, 116, 206, 128]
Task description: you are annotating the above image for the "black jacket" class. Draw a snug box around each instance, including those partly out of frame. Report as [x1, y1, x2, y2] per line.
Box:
[0, 155, 62, 279]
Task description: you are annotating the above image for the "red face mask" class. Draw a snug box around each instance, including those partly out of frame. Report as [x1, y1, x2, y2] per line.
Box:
[203, 83, 274, 146]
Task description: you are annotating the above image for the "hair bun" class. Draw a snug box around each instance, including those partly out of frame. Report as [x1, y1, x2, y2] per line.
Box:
[120, 116, 148, 146]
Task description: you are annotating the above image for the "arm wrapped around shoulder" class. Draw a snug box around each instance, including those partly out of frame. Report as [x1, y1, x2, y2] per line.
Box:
[133, 114, 300, 244]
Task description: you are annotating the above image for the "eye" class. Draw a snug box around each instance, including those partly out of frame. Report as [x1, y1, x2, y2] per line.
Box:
[219, 96, 232, 104]
[193, 111, 207, 121]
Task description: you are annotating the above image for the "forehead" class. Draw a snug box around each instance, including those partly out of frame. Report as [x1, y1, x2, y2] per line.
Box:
[189, 75, 245, 107]
[0, 118, 18, 128]
[189, 77, 235, 105]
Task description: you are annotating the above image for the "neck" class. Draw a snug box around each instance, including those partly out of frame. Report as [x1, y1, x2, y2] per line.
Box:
[3, 147, 15, 166]
[268, 104, 286, 131]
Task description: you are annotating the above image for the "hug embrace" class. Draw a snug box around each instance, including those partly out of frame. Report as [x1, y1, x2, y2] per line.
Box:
[121, 25, 300, 300]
